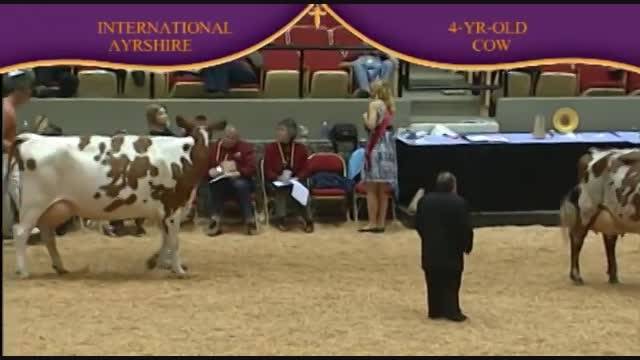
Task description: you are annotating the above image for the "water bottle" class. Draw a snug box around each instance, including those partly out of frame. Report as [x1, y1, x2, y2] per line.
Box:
[320, 121, 330, 140]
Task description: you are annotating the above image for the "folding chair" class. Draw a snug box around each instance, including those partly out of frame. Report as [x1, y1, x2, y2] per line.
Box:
[306, 152, 350, 221]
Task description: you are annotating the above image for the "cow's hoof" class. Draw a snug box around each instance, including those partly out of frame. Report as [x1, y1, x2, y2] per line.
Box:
[608, 278, 619, 285]
[53, 266, 69, 275]
[146, 254, 159, 270]
[570, 274, 584, 285]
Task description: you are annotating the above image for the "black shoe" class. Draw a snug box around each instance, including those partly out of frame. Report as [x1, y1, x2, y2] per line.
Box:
[207, 218, 222, 237]
[246, 220, 258, 236]
[446, 313, 468, 322]
[275, 219, 288, 232]
[303, 219, 315, 233]
[428, 313, 443, 320]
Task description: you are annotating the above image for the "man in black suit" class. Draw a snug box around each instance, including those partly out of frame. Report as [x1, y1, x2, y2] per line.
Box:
[415, 172, 474, 322]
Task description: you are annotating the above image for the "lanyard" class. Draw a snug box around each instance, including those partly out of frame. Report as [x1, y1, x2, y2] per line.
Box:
[215, 141, 229, 163]
[277, 142, 295, 169]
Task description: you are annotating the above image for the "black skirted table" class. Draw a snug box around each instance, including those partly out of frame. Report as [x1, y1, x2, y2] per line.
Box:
[396, 131, 639, 214]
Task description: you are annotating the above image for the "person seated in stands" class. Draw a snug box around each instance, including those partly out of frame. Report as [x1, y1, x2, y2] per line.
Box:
[206, 124, 257, 236]
[341, 44, 396, 98]
[263, 118, 314, 233]
[33, 66, 78, 98]
[199, 52, 262, 95]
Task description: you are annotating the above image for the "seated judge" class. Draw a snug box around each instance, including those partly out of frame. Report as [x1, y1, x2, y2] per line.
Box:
[263, 118, 314, 233]
[415, 172, 473, 322]
[206, 124, 257, 236]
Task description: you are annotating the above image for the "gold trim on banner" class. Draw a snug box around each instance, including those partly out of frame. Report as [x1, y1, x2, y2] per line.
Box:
[2, 4, 640, 74]
[321, 4, 640, 74]
[0, 4, 314, 73]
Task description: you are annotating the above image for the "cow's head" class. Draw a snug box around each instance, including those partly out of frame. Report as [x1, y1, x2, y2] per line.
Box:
[175, 115, 227, 148]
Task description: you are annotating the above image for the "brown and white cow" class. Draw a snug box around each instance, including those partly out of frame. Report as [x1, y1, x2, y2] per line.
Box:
[560, 147, 640, 285]
[6, 116, 225, 278]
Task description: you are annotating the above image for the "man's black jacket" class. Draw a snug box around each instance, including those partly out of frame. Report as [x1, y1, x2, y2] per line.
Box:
[415, 192, 474, 271]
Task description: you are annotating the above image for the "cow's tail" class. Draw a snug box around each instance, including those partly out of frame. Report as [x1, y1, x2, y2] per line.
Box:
[559, 186, 581, 244]
[2, 136, 27, 199]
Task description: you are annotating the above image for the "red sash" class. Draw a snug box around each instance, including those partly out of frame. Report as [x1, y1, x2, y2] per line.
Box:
[365, 110, 393, 170]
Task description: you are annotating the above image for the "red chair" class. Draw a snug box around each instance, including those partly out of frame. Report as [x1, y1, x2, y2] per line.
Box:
[577, 64, 626, 95]
[353, 182, 397, 223]
[331, 26, 361, 46]
[541, 64, 575, 73]
[289, 26, 330, 46]
[627, 71, 640, 95]
[306, 152, 350, 221]
[263, 50, 300, 71]
[168, 72, 201, 89]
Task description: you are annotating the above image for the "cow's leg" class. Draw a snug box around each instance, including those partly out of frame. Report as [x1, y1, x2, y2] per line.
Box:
[13, 210, 41, 278]
[569, 229, 587, 285]
[41, 226, 68, 275]
[146, 229, 167, 270]
[603, 234, 619, 284]
[164, 214, 187, 276]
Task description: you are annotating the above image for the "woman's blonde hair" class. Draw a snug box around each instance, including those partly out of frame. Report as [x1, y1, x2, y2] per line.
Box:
[370, 80, 396, 114]
[145, 104, 167, 126]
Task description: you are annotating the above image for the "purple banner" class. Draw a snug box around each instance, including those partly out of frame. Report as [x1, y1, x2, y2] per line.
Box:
[326, 4, 640, 70]
[1, 4, 640, 71]
[0, 4, 309, 70]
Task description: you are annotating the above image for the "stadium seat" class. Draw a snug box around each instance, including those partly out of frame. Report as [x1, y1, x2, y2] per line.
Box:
[541, 64, 576, 73]
[535, 72, 578, 97]
[229, 83, 261, 98]
[264, 70, 300, 98]
[169, 81, 207, 98]
[153, 72, 169, 98]
[304, 50, 349, 97]
[306, 152, 350, 221]
[330, 26, 361, 48]
[77, 70, 118, 98]
[168, 72, 201, 90]
[309, 71, 349, 98]
[626, 71, 640, 94]
[353, 182, 396, 223]
[581, 88, 626, 96]
[261, 49, 301, 98]
[122, 70, 150, 98]
[289, 26, 330, 46]
[577, 64, 625, 95]
[506, 71, 532, 97]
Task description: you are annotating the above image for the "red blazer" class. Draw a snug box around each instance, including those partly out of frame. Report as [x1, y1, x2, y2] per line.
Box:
[208, 139, 256, 178]
[263, 142, 310, 181]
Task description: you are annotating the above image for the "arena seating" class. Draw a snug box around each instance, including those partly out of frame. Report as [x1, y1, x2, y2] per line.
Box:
[76, 70, 118, 98]
[535, 71, 578, 97]
[577, 64, 626, 96]
[505, 71, 532, 97]
[627, 71, 640, 95]
[262, 34, 300, 98]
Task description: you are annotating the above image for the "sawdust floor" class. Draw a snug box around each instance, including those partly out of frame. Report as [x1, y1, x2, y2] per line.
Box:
[3, 223, 640, 355]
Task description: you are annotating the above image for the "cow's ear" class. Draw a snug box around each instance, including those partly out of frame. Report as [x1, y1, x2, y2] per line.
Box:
[175, 115, 193, 132]
[208, 118, 227, 133]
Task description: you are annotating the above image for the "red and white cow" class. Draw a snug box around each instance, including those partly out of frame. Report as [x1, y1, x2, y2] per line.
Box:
[560, 147, 640, 285]
[6, 116, 224, 278]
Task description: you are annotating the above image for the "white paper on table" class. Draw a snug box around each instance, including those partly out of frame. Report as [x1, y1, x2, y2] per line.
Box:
[466, 134, 510, 143]
[290, 179, 309, 206]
